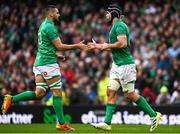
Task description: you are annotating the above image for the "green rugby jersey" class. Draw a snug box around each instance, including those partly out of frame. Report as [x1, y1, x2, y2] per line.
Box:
[109, 19, 134, 65]
[34, 18, 59, 66]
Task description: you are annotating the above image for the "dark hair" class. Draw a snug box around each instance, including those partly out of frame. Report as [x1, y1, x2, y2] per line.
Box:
[46, 5, 56, 9]
[108, 4, 123, 18]
[45, 5, 57, 15]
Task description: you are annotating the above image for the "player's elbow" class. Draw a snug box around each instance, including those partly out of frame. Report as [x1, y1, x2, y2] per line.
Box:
[56, 45, 62, 51]
[56, 44, 65, 51]
[117, 42, 127, 48]
[52, 38, 65, 51]
[57, 47, 65, 51]
[117, 40, 127, 48]
[121, 43, 127, 48]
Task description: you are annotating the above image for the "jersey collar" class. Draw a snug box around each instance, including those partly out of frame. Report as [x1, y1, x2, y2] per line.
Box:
[45, 18, 53, 24]
[117, 18, 123, 22]
[113, 18, 123, 26]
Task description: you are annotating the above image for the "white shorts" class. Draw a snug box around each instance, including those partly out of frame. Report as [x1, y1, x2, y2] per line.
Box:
[108, 63, 136, 93]
[33, 63, 61, 80]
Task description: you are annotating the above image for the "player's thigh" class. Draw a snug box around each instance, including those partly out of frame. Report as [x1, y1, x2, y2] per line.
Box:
[108, 63, 121, 90]
[107, 79, 121, 91]
[39, 64, 62, 96]
[118, 64, 136, 93]
[35, 73, 46, 83]
[35, 74, 47, 98]
[40, 63, 61, 80]
[45, 76, 62, 96]
[107, 63, 121, 100]
[34, 63, 62, 94]
[107, 79, 120, 103]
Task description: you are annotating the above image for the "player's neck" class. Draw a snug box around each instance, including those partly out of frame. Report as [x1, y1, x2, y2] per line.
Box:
[47, 16, 54, 24]
[112, 18, 118, 25]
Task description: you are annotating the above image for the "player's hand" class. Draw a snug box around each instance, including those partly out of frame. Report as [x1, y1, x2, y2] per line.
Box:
[101, 43, 109, 50]
[57, 55, 66, 61]
[88, 42, 99, 49]
[77, 40, 92, 51]
[84, 44, 94, 51]
[77, 40, 86, 49]
[87, 39, 101, 49]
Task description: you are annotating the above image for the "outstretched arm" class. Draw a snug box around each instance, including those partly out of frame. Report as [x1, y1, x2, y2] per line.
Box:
[52, 37, 86, 51]
[102, 34, 127, 50]
[90, 34, 127, 51]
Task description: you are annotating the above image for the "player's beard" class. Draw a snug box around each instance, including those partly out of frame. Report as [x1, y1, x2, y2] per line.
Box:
[105, 16, 112, 26]
[54, 16, 60, 25]
[105, 12, 112, 25]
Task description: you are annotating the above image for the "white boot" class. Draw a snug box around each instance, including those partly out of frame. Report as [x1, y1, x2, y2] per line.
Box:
[150, 112, 162, 132]
[91, 122, 111, 131]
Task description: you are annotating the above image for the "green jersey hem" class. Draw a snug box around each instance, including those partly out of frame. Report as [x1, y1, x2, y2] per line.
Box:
[33, 61, 57, 67]
[113, 61, 135, 66]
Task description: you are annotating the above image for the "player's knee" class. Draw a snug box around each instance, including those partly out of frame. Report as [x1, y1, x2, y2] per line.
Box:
[124, 92, 132, 99]
[124, 91, 140, 102]
[107, 90, 110, 97]
[107, 90, 117, 99]
[107, 79, 119, 102]
[36, 83, 48, 99]
[122, 82, 135, 92]
[49, 80, 62, 90]
[35, 89, 46, 99]
[52, 89, 62, 96]
[49, 80, 62, 96]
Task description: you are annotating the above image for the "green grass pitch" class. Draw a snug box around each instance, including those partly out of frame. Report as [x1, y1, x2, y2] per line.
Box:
[0, 124, 179, 133]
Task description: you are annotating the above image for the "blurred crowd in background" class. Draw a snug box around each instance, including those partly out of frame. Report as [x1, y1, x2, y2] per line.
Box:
[0, 0, 179, 106]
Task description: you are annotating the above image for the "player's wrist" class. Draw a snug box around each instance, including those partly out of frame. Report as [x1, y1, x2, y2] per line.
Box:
[76, 43, 81, 49]
[102, 43, 109, 50]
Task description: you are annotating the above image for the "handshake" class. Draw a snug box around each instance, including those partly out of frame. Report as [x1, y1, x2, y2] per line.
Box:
[77, 39, 109, 51]
[57, 39, 110, 62]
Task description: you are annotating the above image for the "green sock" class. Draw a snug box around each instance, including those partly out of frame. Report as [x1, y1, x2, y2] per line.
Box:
[135, 96, 157, 117]
[104, 104, 116, 125]
[12, 91, 36, 103]
[53, 96, 65, 124]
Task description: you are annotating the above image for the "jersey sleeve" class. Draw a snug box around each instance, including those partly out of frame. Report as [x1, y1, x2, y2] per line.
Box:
[115, 25, 126, 35]
[46, 24, 59, 41]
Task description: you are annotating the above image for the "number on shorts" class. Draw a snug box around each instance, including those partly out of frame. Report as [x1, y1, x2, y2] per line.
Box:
[42, 72, 48, 77]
